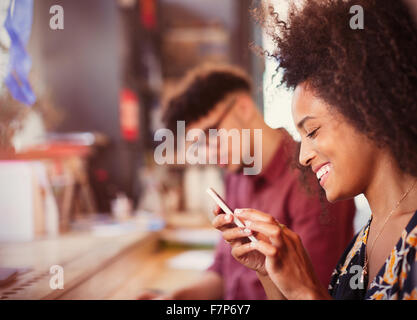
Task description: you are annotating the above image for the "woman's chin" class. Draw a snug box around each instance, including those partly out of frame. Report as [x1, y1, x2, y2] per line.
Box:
[324, 185, 355, 203]
[324, 190, 338, 203]
[322, 182, 339, 203]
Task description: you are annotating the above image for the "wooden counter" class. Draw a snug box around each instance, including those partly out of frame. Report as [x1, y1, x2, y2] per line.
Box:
[0, 229, 210, 300]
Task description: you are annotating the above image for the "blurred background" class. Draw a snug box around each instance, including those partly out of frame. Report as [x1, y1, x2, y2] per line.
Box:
[0, 0, 264, 233]
[0, 0, 369, 299]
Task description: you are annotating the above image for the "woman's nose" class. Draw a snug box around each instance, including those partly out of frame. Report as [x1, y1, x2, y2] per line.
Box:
[299, 140, 315, 167]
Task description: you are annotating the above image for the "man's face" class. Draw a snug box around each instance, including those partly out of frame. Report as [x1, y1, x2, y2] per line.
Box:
[186, 94, 249, 173]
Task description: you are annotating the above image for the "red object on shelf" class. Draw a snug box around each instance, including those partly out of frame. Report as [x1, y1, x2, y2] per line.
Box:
[139, 0, 156, 30]
[120, 88, 140, 142]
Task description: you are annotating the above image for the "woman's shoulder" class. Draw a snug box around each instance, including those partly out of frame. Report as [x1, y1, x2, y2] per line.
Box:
[367, 210, 417, 300]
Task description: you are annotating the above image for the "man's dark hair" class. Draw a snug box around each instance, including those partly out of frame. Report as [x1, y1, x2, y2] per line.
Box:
[162, 64, 252, 132]
[254, 0, 417, 177]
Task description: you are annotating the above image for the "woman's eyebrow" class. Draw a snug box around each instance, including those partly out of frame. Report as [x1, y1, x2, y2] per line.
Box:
[297, 116, 316, 129]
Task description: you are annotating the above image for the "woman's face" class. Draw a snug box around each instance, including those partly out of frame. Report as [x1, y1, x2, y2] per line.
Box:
[291, 83, 379, 202]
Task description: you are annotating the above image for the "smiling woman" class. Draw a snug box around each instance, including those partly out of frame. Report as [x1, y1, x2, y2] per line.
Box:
[291, 83, 381, 203]
[268, 0, 417, 178]
[212, 0, 417, 300]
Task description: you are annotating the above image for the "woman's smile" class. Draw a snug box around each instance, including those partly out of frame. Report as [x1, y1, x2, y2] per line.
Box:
[314, 162, 331, 187]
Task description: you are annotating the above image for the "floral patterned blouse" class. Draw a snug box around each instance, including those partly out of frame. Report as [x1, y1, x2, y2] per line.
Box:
[329, 210, 417, 300]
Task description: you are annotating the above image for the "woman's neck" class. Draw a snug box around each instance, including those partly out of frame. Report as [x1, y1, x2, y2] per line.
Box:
[364, 154, 417, 223]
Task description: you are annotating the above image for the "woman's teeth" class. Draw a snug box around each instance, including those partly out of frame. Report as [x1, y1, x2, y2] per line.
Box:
[316, 164, 331, 181]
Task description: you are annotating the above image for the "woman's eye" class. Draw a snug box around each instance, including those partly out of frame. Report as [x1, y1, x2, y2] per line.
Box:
[306, 127, 320, 139]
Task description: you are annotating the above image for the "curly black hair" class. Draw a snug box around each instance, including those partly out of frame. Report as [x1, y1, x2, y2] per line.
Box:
[255, 0, 417, 177]
[162, 64, 252, 133]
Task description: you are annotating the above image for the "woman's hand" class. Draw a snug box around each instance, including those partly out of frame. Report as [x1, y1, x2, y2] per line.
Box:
[213, 206, 331, 300]
[211, 206, 269, 276]
[233, 208, 331, 300]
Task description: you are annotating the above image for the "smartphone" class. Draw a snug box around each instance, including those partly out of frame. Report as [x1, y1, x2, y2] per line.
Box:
[206, 187, 257, 242]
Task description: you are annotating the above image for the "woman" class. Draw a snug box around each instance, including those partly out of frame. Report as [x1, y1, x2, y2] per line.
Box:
[213, 0, 417, 299]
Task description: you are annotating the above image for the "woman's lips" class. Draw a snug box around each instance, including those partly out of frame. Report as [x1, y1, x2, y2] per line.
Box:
[315, 163, 331, 187]
[319, 170, 330, 187]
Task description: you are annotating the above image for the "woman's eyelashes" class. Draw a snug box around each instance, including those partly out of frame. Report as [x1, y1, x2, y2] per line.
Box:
[306, 127, 320, 139]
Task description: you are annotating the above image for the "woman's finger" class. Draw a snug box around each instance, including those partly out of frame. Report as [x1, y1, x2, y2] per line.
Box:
[232, 240, 277, 258]
[212, 205, 223, 216]
[222, 226, 252, 242]
[234, 208, 278, 224]
[251, 240, 279, 257]
[212, 213, 234, 230]
[244, 220, 283, 247]
[231, 242, 256, 258]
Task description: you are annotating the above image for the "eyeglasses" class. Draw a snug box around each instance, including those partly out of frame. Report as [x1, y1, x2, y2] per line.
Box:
[202, 97, 237, 135]
[189, 97, 237, 150]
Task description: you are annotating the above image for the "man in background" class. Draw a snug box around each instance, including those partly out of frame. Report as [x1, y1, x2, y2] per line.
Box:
[138, 64, 356, 300]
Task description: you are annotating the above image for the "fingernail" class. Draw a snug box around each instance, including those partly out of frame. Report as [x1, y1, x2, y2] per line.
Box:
[243, 228, 251, 234]
[234, 209, 242, 215]
[250, 242, 256, 248]
[225, 214, 232, 222]
[245, 220, 252, 227]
